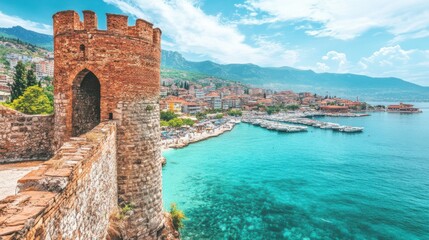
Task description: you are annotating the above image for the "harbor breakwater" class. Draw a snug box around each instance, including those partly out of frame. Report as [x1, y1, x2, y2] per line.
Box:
[243, 112, 365, 133]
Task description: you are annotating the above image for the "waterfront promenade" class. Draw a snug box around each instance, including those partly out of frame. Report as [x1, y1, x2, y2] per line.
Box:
[161, 118, 239, 150]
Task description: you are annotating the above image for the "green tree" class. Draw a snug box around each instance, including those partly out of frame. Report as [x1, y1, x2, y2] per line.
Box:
[266, 105, 281, 115]
[285, 104, 300, 111]
[8, 86, 53, 114]
[182, 118, 195, 126]
[160, 120, 169, 127]
[196, 112, 206, 120]
[42, 76, 53, 87]
[26, 64, 38, 87]
[9, 61, 27, 101]
[215, 113, 224, 119]
[227, 109, 242, 117]
[44, 85, 54, 105]
[168, 118, 184, 128]
[161, 110, 177, 121]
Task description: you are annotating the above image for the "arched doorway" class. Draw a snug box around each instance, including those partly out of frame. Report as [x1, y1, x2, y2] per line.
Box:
[72, 70, 101, 136]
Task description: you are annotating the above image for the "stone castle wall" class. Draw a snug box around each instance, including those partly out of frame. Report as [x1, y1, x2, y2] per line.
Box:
[52, 11, 163, 239]
[116, 100, 163, 238]
[0, 105, 54, 163]
[0, 10, 163, 239]
[0, 122, 117, 239]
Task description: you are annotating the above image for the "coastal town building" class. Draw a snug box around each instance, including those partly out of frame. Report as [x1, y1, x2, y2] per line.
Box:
[160, 86, 168, 97]
[166, 96, 186, 112]
[387, 103, 421, 113]
[320, 105, 349, 113]
[222, 95, 241, 109]
[182, 102, 202, 114]
[0, 89, 10, 102]
[249, 88, 265, 96]
[35, 59, 54, 78]
[6, 53, 33, 68]
[0, 74, 12, 89]
[205, 91, 222, 109]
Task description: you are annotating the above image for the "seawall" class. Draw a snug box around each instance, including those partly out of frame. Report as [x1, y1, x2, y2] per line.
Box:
[0, 122, 117, 239]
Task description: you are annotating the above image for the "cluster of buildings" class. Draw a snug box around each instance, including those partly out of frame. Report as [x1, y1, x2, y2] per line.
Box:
[160, 79, 364, 114]
[0, 52, 54, 102]
[0, 63, 12, 102]
[5, 52, 54, 79]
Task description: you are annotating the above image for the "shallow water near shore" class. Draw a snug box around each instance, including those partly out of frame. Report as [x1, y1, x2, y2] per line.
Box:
[162, 104, 429, 239]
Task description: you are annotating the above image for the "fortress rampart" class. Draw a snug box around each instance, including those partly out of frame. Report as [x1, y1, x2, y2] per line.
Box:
[0, 122, 117, 239]
[0, 106, 54, 163]
[0, 10, 164, 239]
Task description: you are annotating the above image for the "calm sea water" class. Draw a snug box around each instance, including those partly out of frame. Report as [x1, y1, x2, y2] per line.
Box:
[162, 103, 429, 240]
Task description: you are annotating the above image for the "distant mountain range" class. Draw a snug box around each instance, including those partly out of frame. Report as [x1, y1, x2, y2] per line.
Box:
[0, 26, 53, 50]
[162, 51, 429, 101]
[1, 26, 427, 101]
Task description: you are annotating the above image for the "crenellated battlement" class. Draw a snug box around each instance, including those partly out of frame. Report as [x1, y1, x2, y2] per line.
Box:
[1, 9, 163, 240]
[53, 10, 161, 45]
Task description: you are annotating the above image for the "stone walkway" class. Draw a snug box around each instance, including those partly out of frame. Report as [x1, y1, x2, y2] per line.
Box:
[0, 161, 43, 200]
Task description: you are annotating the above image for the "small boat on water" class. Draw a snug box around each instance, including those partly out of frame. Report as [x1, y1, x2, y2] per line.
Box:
[338, 127, 364, 133]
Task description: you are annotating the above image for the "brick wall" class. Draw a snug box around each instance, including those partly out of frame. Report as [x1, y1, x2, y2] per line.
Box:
[0, 105, 54, 163]
[0, 122, 117, 239]
[52, 11, 163, 239]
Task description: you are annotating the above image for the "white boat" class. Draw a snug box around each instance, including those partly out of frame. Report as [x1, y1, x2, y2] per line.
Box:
[340, 127, 364, 132]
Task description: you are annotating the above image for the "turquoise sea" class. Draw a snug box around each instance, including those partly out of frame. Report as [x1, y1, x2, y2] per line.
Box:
[162, 103, 429, 240]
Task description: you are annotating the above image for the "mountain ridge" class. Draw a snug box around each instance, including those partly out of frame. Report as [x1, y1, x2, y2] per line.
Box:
[161, 50, 428, 101]
[1, 26, 427, 101]
[0, 26, 53, 50]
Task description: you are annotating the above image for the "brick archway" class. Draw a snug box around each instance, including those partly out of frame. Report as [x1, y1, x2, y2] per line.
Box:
[72, 69, 101, 137]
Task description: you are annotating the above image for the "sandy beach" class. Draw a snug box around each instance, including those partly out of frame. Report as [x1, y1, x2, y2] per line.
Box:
[161, 119, 239, 150]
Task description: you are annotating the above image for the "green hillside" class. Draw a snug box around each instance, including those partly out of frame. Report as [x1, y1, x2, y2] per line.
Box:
[161, 51, 429, 101]
[0, 26, 53, 50]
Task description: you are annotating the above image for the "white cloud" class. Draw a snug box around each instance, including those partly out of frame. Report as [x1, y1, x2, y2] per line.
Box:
[357, 45, 429, 85]
[316, 62, 329, 72]
[317, 51, 348, 72]
[239, 0, 429, 40]
[0, 11, 52, 35]
[103, 0, 299, 67]
[360, 45, 412, 66]
[313, 46, 429, 85]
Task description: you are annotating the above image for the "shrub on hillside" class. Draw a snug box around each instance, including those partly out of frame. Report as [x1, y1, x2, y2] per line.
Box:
[170, 203, 186, 230]
[7, 85, 53, 114]
[227, 109, 242, 117]
[182, 118, 195, 126]
[161, 110, 178, 121]
[168, 118, 184, 128]
[215, 113, 224, 119]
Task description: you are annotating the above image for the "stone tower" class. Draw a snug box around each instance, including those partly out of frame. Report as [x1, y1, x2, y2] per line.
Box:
[52, 10, 163, 239]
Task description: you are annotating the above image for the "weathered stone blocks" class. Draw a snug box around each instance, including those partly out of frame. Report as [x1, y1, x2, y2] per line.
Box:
[1, 10, 163, 239]
[0, 122, 118, 239]
[0, 105, 54, 163]
[53, 10, 163, 239]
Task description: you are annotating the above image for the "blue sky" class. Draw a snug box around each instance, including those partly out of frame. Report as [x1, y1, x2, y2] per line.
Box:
[1, 0, 429, 86]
